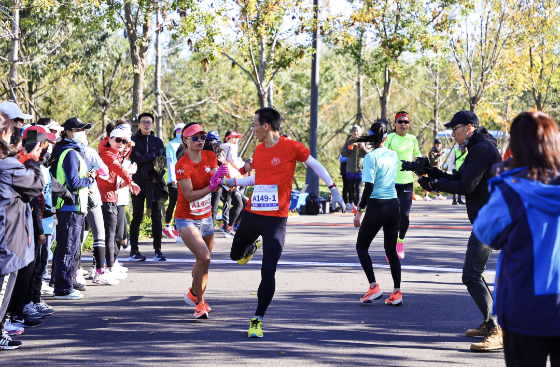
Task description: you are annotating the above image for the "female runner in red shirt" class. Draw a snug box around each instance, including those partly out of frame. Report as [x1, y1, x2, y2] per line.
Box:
[176, 123, 228, 320]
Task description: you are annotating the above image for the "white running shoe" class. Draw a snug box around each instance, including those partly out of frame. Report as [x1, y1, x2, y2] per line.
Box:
[41, 282, 54, 296]
[113, 261, 129, 273]
[88, 267, 95, 280]
[92, 271, 120, 285]
[176, 235, 184, 244]
[75, 273, 87, 285]
[3, 320, 24, 336]
[435, 194, 447, 200]
[106, 268, 128, 280]
[424, 195, 432, 201]
[345, 202, 354, 211]
[79, 267, 89, 277]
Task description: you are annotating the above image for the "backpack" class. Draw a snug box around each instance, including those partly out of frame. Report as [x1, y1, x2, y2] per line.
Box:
[304, 193, 320, 215]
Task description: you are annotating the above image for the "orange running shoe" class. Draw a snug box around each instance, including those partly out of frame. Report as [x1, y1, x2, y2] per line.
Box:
[360, 284, 383, 303]
[385, 291, 403, 306]
[204, 302, 212, 313]
[194, 302, 209, 320]
[184, 287, 197, 307]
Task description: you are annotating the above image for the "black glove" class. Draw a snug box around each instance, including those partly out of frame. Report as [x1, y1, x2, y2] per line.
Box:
[61, 191, 75, 206]
[427, 167, 443, 179]
[418, 176, 436, 192]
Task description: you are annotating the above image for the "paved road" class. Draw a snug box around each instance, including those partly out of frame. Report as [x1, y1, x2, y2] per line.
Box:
[8, 200, 511, 366]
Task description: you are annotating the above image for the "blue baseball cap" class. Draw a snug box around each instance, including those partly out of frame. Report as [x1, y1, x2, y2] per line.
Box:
[207, 131, 220, 141]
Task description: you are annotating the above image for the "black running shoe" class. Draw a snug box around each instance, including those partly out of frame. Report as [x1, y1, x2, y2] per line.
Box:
[10, 315, 42, 328]
[0, 331, 22, 349]
[154, 251, 167, 261]
[129, 250, 146, 261]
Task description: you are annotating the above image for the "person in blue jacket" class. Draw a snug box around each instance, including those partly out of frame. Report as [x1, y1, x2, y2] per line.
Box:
[49, 117, 95, 300]
[473, 111, 560, 366]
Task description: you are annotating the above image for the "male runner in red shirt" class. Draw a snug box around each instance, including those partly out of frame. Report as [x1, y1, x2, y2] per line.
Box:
[222, 107, 345, 338]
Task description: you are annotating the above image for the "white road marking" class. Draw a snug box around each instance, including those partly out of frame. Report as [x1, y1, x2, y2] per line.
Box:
[82, 257, 494, 274]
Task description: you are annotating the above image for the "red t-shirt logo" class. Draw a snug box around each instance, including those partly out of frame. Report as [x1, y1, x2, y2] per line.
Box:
[271, 157, 280, 166]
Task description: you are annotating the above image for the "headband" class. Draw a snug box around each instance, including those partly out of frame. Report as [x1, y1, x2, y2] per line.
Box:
[369, 129, 388, 139]
[395, 112, 409, 120]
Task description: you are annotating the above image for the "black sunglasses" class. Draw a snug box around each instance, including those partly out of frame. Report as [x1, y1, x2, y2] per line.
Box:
[396, 120, 410, 124]
[187, 134, 207, 142]
[114, 137, 129, 144]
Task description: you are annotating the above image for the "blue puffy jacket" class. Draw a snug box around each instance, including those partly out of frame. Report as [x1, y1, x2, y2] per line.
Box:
[473, 168, 560, 337]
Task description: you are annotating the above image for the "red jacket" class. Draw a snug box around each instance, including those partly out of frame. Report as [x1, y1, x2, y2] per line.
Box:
[97, 139, 133, 203]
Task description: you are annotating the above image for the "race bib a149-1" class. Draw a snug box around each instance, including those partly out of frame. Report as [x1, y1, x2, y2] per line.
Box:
[190, 193, 212, 216]
[251, 185, 279, 211]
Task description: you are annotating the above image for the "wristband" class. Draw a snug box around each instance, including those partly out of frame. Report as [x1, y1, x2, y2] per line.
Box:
[358, 207, 365, 213]
[328, 183, 336, 190]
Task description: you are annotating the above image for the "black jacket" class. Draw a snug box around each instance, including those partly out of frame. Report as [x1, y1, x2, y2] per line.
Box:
[429, 127, 502, 224]
[0, 157, 44, 276]
[130, 130, 166, 208]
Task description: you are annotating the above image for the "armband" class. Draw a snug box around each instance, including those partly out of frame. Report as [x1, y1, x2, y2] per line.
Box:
[328, 183, 336, 190]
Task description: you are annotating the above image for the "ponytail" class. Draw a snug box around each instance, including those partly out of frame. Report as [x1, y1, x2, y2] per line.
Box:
[355, 122, 388, 150]
[0, 111, 16, 160]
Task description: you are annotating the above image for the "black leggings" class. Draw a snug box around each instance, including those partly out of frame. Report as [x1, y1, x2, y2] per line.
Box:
[348, 178, 363, 206]
[356, 198, 401, 288]
[114, 205, 127, 261]
[211, 186, 222, 227]
[395, 183, 413, 240]
[230, 210, 287, 318]
[165, 183, 178, 224]
[101, 203, 118, 268]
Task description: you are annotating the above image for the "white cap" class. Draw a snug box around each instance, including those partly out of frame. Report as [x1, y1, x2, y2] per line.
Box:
[45, 120, 63, 131]
[0, 101, 33, 120]
[110, 129, 130, 139]
[114, 124, 132, 136]
[174, 123, 185, 132]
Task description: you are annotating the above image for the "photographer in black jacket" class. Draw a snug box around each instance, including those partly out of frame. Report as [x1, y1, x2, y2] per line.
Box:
[129, 113, 167, 262]
[418, 111, 503, 352]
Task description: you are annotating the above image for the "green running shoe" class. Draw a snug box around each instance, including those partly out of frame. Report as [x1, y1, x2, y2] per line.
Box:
[237, 236, 263, 265]
[248, 317, 263, 338]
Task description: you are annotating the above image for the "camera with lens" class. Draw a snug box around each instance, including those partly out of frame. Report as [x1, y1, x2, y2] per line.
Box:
[400, 157, 432, 175]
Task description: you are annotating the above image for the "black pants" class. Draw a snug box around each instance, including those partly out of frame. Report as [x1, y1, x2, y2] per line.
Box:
[395, 183, 413, 240]
[504, 330, 560, 367]
[463, 232, 498, 328]
[8, 250, 36, 316]
[114, 205, 127, 261]
[356, 198, 401, 288]
[230, 210, 287, 318]
[211, 187, 222, 227]
[228, 190, 244, 227]
[130, 191, 162, 253]
[341, 174, 349, 203]
[348, 178, 363, 206]
[25, 241, 48, 305]
[102, 202, 118, 268]
[165, 183, 178, 224]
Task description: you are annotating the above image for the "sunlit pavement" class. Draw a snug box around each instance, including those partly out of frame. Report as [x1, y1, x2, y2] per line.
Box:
[10, 200, 507, 366]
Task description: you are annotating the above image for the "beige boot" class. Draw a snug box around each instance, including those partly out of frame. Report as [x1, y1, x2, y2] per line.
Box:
[470, 326, 503, 352]
[466, 323, 489, 338]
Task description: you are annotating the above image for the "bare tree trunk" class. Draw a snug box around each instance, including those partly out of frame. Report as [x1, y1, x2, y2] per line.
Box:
[379, 67, 392, 128]
[28, 80, 35, 120]
[124, 4, 152, 122]
[357, 69, 363, 128]
[433, 70, 439, 142]
[9, 0, 20, 101]
[101, 106, 109, 131]
[154, 1, 163, 138]
[267, 80, 273, 107]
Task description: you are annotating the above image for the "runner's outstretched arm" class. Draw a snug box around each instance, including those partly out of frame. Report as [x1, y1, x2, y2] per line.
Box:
[223, 175, 255, 187]
[304, 156, 345, 212]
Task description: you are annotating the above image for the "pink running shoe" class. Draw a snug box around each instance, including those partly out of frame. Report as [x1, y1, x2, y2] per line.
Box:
[163, 227, 177, 239]
[396, 242, 405, 259]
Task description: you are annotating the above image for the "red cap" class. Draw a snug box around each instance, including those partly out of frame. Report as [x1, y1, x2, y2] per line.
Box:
[225, 131, 242, 141]
[23, 126, 58, 141]
[182, 124, 207, 138]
